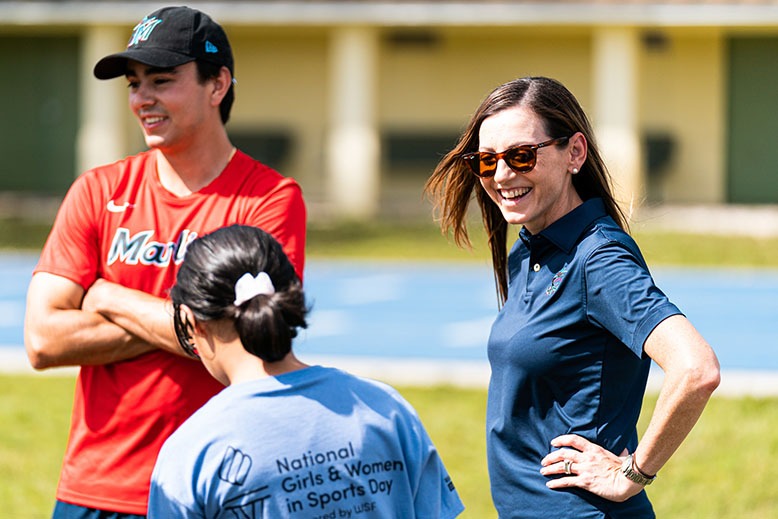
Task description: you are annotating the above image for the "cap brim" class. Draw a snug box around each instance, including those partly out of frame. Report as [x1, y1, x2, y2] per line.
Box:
[93, 48, 195, 79]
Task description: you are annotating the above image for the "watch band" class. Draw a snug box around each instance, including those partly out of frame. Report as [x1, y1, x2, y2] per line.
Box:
[621, 454, 657, 486]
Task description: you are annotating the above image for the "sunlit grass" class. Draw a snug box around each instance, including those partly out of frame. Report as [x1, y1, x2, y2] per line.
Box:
[5, 374, 776, 519]
[403, 388, 778, 519]
[0, 374, 73, 515]
[0, 218, 53, 251]
[305, 219, 778, 267]
[4, 216, 778, 268]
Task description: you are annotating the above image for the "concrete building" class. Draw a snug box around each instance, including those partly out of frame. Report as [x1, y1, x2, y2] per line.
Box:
[1, 0, 777, 221]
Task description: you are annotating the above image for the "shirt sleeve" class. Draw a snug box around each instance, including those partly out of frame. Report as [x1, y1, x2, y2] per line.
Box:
[34, 171, 102, 289]
[412, 431, 466, 519]
[388, 390, 465, 518]
[244, 178, 307, 282]
[583, 240, 682, 356]
[148, 444, 205, 519]
[147, 485, 202, 519]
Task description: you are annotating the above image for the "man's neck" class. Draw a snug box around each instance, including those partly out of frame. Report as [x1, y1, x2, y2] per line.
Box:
[155, 136, 236, 196]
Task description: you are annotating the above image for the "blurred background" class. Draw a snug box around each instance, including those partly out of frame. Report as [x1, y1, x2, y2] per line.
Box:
[1, 0, 778, 226]
[2, 3, 778, 516]
[2, 0, 778, 379]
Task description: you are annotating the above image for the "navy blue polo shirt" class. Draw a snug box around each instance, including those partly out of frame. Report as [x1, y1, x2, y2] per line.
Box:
[486, 198, 681, 519]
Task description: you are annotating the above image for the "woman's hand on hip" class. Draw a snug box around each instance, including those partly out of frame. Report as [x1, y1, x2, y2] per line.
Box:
[540, 434, 644, 502]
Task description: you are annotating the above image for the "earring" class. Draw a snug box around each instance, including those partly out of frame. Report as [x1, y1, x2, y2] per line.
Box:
[571, 168, 579, 174]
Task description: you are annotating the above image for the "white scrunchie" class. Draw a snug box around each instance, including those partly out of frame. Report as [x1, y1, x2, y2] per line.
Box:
[233, 272, 275, 306]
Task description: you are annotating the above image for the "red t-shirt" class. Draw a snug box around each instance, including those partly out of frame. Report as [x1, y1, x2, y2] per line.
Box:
[34, 150, 306, 514]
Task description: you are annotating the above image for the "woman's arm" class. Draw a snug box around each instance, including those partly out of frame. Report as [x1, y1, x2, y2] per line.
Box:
[629, 314, 721, 476]
[541, 314, 720, 501]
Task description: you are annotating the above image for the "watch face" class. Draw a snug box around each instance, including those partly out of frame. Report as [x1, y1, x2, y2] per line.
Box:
[621, 455, 654, 485]
[621, 455, 633, 475]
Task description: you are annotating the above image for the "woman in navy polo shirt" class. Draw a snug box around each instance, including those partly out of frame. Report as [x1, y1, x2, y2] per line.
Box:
[425, 76, 720, 518]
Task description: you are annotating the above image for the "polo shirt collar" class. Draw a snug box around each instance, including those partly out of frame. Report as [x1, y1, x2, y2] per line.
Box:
[520, 198, 607, 254]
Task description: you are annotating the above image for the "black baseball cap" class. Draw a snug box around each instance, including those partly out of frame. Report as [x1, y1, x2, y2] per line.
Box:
[93, 6, 234, 80]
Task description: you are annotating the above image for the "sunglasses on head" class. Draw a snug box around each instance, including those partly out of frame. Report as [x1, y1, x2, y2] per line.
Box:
[458, 136, 571, 178]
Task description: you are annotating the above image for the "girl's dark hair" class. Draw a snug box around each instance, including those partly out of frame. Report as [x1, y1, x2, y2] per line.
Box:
[171, 224, 307, 362]
[424, 76, 628, 305]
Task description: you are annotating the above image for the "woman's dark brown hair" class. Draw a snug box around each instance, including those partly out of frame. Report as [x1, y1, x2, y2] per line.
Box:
[425, 76, 628, 305]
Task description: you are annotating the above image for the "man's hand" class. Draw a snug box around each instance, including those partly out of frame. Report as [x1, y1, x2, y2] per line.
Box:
[83, 278, 191, 358]
[81, 278, 113, 314]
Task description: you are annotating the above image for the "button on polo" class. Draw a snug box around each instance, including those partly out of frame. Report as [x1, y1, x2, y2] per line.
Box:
[533, 263, 541, 272]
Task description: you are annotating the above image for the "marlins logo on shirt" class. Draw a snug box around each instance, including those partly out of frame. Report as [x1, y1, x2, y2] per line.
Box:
[546, 265, 569, 296]
[107, 228, 197, 267]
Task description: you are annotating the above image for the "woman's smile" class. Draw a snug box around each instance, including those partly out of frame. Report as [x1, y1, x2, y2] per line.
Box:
[499, 187, 532, 203]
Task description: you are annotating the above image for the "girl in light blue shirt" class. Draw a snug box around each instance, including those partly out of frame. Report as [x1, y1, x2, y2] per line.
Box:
[148, 224, 464, 519]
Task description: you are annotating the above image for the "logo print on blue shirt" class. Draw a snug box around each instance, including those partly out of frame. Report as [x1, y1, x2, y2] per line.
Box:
[546, 266, 569, 295]
[205, 40, 219, 53]
[219, 446, 252, 485]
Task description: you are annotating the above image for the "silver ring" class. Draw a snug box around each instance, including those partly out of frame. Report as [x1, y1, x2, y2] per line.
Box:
[564, 459, 572, 475]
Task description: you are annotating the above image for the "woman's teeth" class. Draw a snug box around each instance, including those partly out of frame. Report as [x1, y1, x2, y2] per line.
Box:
[501, 187, 531, 200]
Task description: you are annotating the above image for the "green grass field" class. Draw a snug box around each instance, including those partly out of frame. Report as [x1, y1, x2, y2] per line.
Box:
[2, 374, 777, 518]
[5, 216, 778, 267]
[308, 220, 778, 268]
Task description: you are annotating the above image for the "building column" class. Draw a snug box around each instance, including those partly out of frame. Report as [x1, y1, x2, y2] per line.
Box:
[591, 27, 642, 213]
[77, 25, 128, 176]
[325, 26, 380, 219]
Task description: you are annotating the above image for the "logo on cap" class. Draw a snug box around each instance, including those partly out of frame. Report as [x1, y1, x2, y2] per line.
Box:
[128, 17, 163, 48]
[205, 40, 219, 54]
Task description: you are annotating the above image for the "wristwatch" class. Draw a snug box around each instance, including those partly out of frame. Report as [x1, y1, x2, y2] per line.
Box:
[621, 454, 656, 486]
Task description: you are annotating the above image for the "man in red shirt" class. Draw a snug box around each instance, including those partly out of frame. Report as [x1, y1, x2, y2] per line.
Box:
[23, 6, 306, 518]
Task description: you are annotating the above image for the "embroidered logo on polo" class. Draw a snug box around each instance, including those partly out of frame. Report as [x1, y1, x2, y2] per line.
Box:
[545, 266, 569, 295]
[128, 17, 163, 47]
[107, 228, 197, 266]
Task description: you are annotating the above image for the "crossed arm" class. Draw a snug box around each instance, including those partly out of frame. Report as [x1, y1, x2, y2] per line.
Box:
[24, 273, 189, 370]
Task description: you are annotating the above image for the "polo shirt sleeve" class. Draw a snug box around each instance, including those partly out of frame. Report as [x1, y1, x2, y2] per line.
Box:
[583, 240, 682, 357]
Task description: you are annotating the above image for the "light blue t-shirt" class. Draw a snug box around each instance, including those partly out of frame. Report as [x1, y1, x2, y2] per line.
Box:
[148, 366, 464, 518]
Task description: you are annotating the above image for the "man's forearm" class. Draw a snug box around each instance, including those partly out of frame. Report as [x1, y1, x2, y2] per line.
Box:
[82, 279, 188, 358]
[25, 273, 157, 369]
[25, 307, 154, 369]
